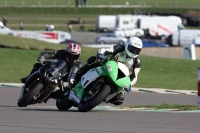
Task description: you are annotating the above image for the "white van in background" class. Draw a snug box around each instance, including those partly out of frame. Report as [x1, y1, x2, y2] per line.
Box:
[193, 36, 200, 46]
[136, 16, 184, 39]
[115, 15, 135, 29]
[96, 15, 116, 32]
[172, 30, 200, 46]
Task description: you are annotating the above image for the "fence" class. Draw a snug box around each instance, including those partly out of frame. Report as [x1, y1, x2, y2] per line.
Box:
[0, 0, 200, 7]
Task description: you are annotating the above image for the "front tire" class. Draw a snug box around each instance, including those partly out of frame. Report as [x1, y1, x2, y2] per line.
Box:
[102, 28, 108, 32]
[17, 82, 44, 107]
[56, 90, 72, 111]
[99, 41, 105, 44]
[135, 32, 141, 37]
[78, 84, 111, 112]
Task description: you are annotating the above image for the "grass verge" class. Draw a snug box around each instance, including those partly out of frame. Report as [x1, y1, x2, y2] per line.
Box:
[0, 34, 199, 90]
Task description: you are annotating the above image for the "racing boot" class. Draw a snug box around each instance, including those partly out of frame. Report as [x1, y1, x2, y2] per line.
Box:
[109, 92, 124, 105]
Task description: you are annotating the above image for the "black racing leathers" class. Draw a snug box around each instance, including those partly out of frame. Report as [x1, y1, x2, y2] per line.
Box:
[23, 50, 82, 83]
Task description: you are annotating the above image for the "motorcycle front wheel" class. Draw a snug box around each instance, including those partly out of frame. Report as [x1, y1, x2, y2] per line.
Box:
[17, 82, 44, 107]
[56, 89, 73, 111]
[78, 84, 111, 112]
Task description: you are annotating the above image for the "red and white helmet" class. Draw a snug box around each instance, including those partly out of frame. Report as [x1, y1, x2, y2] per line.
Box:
[125, 37, 142, 58]
[65, 43, 81, 63]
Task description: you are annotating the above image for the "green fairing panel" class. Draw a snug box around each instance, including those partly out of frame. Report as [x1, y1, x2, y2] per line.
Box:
[72, 82, 84, 100]
[95, 66, 107, 76]
[71, 60, 131, 99]
[115, 76, 131, 92]
[105, 61, 118, 81]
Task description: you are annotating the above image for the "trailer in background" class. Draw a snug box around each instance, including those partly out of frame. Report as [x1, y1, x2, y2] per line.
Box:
[193, 36, 200, 46]
[96, 15, 116, 32]
[115, 15, 148, 29]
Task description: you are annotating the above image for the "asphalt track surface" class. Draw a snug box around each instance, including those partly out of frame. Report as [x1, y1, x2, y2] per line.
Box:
[0, 86, 200, 133]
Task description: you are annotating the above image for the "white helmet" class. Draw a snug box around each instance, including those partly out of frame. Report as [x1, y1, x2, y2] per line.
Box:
[125, 37, 142, 58]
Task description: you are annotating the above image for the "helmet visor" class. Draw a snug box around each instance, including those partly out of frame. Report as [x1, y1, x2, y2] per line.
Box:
[127, 45, 141, 55]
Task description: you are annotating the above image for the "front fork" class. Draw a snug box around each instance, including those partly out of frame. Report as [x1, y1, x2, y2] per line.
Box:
[87, 77, 104, 97]
[19, 85, 25, 100]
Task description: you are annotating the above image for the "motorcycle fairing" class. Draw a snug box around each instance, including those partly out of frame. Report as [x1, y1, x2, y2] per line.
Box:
[70, 60, 131, 103]
[105, 61, 131, 90]
[117, 62, 129, 76]
[80, 68, 105, 88]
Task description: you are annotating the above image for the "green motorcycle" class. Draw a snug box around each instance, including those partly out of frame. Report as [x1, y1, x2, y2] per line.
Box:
[56, 56, 131, 112]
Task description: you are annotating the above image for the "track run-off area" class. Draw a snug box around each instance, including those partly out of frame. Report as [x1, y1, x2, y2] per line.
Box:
[0, 84, 200, 133]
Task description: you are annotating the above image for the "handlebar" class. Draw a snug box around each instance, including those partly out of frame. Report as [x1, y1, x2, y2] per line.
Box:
[97, 53, 117, 64]
[35, 60, 50, 65]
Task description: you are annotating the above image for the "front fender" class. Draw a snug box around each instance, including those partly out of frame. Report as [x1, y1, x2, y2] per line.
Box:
[25, 71, 57, 88]
[24, 72, 42, 88]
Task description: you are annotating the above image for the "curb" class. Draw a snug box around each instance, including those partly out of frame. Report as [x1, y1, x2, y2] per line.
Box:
[165, 90, 188, 95]
[0, 83, 22, 88]
[138, 89, 157, 93]
[0, 83, 197, 95]
[133, 88, 197, 95]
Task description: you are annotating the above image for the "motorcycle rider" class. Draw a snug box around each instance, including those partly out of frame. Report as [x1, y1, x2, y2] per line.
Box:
[71, 36, 143, 105]
[20, 43, 82, 99]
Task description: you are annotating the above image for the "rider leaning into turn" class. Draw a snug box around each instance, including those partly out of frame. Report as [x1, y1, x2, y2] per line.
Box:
[72, 36, 143, 105]
[21, 43, 83, 99]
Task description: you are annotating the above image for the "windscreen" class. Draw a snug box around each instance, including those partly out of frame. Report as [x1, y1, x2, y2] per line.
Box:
[49, 59, 67, 78]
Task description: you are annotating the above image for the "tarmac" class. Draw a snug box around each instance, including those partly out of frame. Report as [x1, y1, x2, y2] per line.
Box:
[0, 83, 197, 96]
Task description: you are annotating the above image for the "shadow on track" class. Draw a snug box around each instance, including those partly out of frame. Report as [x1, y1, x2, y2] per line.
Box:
[16, 108, 79, 112]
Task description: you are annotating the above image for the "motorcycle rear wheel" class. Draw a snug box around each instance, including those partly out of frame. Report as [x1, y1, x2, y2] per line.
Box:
[78, 84, 111, 112]
[17, 82, 44, 107]
[56, 90, 72, 111]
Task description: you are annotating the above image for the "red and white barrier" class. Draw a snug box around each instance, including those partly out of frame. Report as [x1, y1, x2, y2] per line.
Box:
[197, 68, 200, 107]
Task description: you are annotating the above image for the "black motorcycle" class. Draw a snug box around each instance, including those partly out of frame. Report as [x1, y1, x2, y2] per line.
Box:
[17, 59, 68, 107]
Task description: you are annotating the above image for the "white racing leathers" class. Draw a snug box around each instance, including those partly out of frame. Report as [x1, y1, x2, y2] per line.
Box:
[97, 47, 141, 87]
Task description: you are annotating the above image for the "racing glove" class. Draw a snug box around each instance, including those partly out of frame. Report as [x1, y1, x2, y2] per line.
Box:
[124, 86, 131, 93]
[97, 54, 106, 60]
[69, 78, 76, 85]
[37, 52, 49, 63]
[37, 56, 45, 63]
